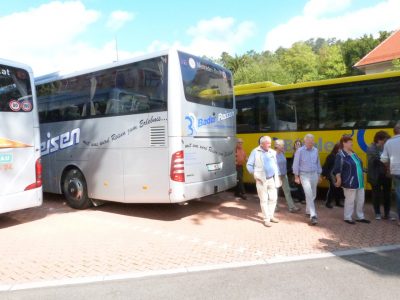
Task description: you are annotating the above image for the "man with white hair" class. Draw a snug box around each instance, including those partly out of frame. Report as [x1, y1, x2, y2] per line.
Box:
[381, 123, 400, 226]
[292, 134, 322, 225]
[247, 136, 281, 227]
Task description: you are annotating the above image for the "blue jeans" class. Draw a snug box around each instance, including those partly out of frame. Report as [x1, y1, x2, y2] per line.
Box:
[394, 175, 400, 219]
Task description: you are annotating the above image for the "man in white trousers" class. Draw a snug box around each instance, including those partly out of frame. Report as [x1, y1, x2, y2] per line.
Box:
[292, 134, 322, 225]
[247, 136, 282, 227]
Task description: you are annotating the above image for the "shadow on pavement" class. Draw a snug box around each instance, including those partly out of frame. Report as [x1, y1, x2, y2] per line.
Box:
[0, 193, 76, 230]
[91, 197, 222, 222]
[341, 250, 400, 276]
[90, 190, 266, 224]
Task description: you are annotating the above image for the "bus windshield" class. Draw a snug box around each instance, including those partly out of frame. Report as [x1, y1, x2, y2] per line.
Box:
[179, 51, 233, 109]
[0, 65, 32, 112]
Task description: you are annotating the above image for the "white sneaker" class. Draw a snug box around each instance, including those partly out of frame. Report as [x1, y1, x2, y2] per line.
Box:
[375, 214, 381, 220]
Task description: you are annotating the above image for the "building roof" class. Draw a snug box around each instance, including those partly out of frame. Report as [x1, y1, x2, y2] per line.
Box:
[355, 29, 400, 67]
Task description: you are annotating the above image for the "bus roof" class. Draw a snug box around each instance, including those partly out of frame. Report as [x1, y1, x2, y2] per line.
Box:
[234, 71, 400, 96]
[35, 48, 228, 85]
[35, 49, 171, 85]
[234, 81, 280, 94]
[0, 58, 33, 73]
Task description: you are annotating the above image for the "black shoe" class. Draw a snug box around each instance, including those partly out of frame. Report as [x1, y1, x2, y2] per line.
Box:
[336, 203, 344, 207]
[300, 200, 306, 205]
[345, 220, 356, 225]
[325, 203, 334, 209]
[311, 216, 318, 225]
[356, 219, 371, 224]
[240, 194, 247, 200]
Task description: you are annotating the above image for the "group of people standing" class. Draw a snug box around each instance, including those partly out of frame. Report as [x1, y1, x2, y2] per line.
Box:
[235, 124, 400, 228]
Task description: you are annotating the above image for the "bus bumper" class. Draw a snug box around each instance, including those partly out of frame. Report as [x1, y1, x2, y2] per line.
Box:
[170, 173, 237, 203]
[0, 187, 43, 214]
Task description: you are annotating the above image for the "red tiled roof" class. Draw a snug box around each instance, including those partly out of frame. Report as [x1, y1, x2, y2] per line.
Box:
[355, 29, 400, 67]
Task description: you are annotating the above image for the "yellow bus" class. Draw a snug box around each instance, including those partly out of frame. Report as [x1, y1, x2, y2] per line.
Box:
[235, 71, 400, 187]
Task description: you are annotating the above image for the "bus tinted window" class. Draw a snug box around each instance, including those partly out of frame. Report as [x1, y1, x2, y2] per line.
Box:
[0, 65, 32, 112]
[37, 56, 168, 123]
[236, 96, 259, 133]
[236, 93, 282, 133]
[179, 51, 233, 109]
[318, 77, 400, 129]
[273, 88, 315, 131]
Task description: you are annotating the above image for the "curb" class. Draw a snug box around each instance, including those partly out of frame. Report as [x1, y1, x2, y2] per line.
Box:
[2, 243, 400, 292]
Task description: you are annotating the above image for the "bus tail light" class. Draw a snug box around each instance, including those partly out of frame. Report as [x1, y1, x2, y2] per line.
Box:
[170, 150, 185, 182]
[24, 158, 43, 191]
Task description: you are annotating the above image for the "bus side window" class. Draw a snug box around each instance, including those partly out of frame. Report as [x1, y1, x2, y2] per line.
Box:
[105, 99, 122, 115]
[236, 97, 258, 133]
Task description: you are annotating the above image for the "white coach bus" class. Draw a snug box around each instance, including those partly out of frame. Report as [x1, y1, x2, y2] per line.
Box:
[0, 59, 42, 214]
[36, 49, 236, 209]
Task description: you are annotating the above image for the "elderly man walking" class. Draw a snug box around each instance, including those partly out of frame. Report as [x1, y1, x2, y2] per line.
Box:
[247, 136, 281, 227]
[292, 134, 322, 225]
[381, 123, 400, 226]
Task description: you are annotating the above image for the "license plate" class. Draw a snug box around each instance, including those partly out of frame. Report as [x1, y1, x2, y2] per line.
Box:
[207, 162, 222, 171]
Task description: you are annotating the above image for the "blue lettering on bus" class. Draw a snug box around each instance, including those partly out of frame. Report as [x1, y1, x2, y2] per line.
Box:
[185, 112, 235, 136]
[41, 128, 80, 156]
[277, 129, 368, 153]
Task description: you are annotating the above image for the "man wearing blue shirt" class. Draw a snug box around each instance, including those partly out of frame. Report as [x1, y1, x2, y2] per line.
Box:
[292, 134, 322, 225]
[247, 136, 282, 227]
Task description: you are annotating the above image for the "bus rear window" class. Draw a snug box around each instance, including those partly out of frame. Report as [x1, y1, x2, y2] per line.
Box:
[0, 65, 32, 112]
[179, 52, 233, 109]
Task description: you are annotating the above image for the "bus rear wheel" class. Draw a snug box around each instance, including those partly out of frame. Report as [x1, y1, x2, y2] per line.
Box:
[62, 168, 91, 209]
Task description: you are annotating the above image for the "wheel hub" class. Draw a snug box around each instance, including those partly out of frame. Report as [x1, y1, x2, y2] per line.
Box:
[68, 179, 83, 200]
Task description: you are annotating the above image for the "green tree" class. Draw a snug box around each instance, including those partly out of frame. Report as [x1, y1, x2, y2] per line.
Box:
[317, 44, 346, 79]
[218, 52, 248, 73]
[280, 42, 318, 83]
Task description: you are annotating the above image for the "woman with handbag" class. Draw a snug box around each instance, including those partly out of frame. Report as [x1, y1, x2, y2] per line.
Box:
[322, 143, 344, 208]
[333, 135, 370, 225]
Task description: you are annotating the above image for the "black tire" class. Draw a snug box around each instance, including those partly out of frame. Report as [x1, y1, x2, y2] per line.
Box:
[62, 168, 91, 209]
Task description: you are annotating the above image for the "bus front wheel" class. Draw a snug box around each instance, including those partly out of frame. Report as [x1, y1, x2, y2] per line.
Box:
[62, 168, 91, 210]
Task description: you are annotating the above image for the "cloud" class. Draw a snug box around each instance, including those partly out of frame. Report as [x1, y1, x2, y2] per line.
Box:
[265, 0, 400, 51]
[186, 17, 256, 57]
[0, 1, 141, 76]
[152, 17, 256, 58]
[303, 0, 351, 17]
[1, 3, 253, 77]
[0, 1, 99, 50]
[106, 10, 134, 31]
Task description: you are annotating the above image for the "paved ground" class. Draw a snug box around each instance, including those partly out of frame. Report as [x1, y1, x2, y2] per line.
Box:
[4, 249, 400, 300]
[0, 192, 399, 287]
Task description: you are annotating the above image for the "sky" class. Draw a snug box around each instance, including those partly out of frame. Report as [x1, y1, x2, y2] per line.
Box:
[1, 0, 399, 76]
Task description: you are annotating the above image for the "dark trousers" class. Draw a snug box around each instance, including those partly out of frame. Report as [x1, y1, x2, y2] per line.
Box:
[293, 183, 305, 201]
[326, 178, 344, 205]
[235, 165, 246, 195]
[371, 176, 392, 217]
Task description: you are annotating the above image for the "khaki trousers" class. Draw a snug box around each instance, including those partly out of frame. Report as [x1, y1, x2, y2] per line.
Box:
[256, 177, 278, 222]
[279, 175, 296, 210]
